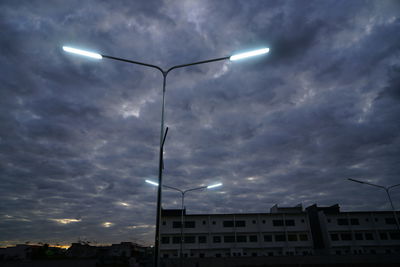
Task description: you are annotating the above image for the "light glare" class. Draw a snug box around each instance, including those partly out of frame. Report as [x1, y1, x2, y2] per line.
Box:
[230, 48, 269, 61]
[62, 46, 102, 59]
[145, 180, 159, 186]
[207, 183, 223, 189]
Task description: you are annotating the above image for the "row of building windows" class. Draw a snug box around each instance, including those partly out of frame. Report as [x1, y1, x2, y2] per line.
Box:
[330, 217, 397, 225]
[330, 232, 400, 241]
[166, 219, 300, 229]
[161, 233, 309, 244]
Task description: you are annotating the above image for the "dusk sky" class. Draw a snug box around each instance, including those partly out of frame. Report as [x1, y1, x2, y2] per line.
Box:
[1, 0, 400, 247]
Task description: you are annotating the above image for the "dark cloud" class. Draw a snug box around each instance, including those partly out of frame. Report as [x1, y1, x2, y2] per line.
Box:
[0, 0, 399, 247]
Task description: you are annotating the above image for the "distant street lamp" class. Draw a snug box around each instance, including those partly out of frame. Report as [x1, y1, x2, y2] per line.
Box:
[63, 45, 268, 267]
[146, 179, 222, 266]
[348, 178, 400, 231]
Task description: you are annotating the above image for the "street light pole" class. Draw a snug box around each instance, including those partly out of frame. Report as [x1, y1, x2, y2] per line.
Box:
[146, 180, 222, 267]
[63, 46, 268, 267]
[348, 178, 400, 231]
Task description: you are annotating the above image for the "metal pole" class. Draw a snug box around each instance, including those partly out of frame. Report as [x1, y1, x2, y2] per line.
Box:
[154, 73, 167, 267]
[385, 188, 400, 231]
[180, 192, 185, 267]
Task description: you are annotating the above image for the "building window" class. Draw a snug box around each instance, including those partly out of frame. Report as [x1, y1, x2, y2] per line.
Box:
[172, 221, 181, 228]
[185, 221, 195, 228]
[252, 252, 257, 257]
[288, 234, 298, 241]
[330, 234, 339, 241]
[237, 235, 247, 243]
[235, 220, 246, 227]
[223, 220, 234, 227]
[375, 218, 378, 222]
[365, 218, 369, 222]
[301, 219, 305, 223]
[272, 220, 284, 226]
[252, 220, 256, 224]
[199, 253, 205, 258]
[389, 232, 400, 240]
[262, 220, 266, 224]
[161, 236, 170, 244]
[162, 221, 166, 226]
[268, 252, 274, 256]
[264, 235, 272, 242]
[212, 221, 216, 225]
[299, 234, 308, 241]
[213, 236, 221, 243]
[198, 236, 207, 243]
[350, 218, 359, 225]
[385, 218, 396, 225]
[365, 233, 374, 240]
[341, 233, 352, 241]
[275, 234, 286, 242]
[202, 220, 206, 225]
[224, 236, 235, 243]
[215, 253, 221, 258]
[355, 233, 363, 240]
[184, 236, 195, 243]
[380, 232, 388, 240]
[249, 235, 258, 242]
[172, 236, 180, 244]
[285, 219, 295, 226]
[337, 218, 349, 225]
[163, 254, 169, 258]
[327, 219, 331, 223]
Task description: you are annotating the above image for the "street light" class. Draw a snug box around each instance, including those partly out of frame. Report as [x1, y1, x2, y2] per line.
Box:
[63, 45, 268, 267]
[146, 179, 222, 266]
[348, 178, 400, 231]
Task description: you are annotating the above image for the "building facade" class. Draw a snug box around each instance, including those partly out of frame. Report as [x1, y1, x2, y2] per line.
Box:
[160, 204, 400, 259]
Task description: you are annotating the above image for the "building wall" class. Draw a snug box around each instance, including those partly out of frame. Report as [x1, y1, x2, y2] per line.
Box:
[160, 205, 400, 258]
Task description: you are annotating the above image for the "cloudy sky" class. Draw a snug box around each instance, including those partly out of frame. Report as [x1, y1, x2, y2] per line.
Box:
[1, 0, 400, 247]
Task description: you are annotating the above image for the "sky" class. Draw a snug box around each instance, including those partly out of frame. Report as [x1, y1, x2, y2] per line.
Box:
[1, 0, 400, 247]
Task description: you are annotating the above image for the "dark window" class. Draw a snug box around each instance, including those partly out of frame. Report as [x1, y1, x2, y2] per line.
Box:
[268, 252, 274, 256]
[327, 219, 331, 223]
[215, 253, 221, 258]
[213, 236, 221, 243]
[223, 220, 234, 227]
[288, 234, 297, 241]
[330, 234, 339, 241]
[380, 232, 388, 240]
[370, 249, 376, 254]
[285, 219, 295, 226]
[237, 236, 247, 242]
[161, 236, 170, 244]
[336, 250, 341, 255]
[199, 253, 205, 258]
[337, 218, 349, 225]
[301, 219, 305, 223]
[375, 218, 378, 222]
[173, 221, 181, 228]
[202, 220, 206, 225]
[389, 232, 400, 240]
[184, 236, 195, 243]
[355, 233, 363, 240]
[212, 221, 216, 225]
[252, 252, 257, 257]
[264, 235, 272, 242]
[299, 234, 308, 241]
[341, 233, 352, 240]
[385, 218, 396, 225]
[224, 236, 235, 243]
[365, 218, 369, 222]
[235, 220, 246, 227]
[365, 233, 374, 240]
[350, 218, 360, 225]
[249, 235, 258, 242]
[172, 237, 180, 244]
[252, 220, 256, 224]
[273, 220, 284, 226]
[185, 221, 195, 228]
[275, 234, 286, 241]
[262, 220, 266, 224]
[198, 236, 207, 243]
[162, 221, 166, 226]
[163, 254, 169, 258]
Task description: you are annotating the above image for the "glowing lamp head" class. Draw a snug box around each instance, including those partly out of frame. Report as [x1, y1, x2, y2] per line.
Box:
[230, 48, 269, 61]
[207, 183, 223, 189]
[145, 180, 159, 186]
[62, 46, 102, 59]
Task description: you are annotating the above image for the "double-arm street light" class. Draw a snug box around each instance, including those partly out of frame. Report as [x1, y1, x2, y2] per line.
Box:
[62, 45, 269, 267]
[348, 178, 400, 231]
[146, 179, 222, 266]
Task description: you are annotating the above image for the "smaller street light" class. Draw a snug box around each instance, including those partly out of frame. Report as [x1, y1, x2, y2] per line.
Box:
[230, 48, 270, 61]
[63, 46, 102, 59]
[145, 179, 222, 266]
[348, 178, 400, 231]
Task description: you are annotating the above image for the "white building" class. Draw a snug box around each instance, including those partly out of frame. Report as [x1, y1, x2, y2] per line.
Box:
[160, 204, 400, 259]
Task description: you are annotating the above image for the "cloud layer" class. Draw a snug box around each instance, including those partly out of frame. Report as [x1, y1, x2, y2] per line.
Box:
[1, 0, 399, 246]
